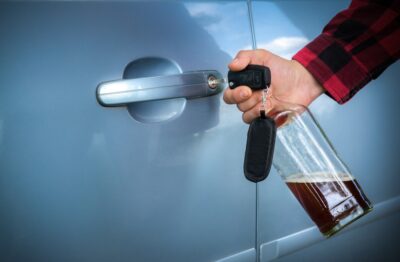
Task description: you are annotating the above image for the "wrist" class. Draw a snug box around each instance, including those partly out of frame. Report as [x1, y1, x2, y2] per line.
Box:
[293, 60, 325, 105]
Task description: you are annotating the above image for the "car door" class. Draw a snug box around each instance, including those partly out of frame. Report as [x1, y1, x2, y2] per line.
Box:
[252, 1, 400, 261]
[0, 1, 258, 261]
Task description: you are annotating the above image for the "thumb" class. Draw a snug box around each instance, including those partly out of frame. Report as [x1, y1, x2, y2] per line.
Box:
[228, 51, 252, 71]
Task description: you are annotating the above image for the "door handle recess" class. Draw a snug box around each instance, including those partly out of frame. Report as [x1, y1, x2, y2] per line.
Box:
[96, 70, 225, 106]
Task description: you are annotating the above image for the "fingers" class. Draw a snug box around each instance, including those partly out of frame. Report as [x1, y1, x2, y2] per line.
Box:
[236, 90, 262, 112]
[228, 51, 251, 71]
[242, 104, 261, 124]
[223, 85, 252, 104]
[225, 49, 275, 124]
[224, 88, 264, 123]
[228, 49, 272, 71]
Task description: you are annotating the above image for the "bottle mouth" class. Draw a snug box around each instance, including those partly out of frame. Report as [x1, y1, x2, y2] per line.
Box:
[268, 109, 298, 128]
[266, 95, 309, 128]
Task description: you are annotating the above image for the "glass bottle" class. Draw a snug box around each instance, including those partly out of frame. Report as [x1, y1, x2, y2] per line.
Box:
[267, 96, 373, 237]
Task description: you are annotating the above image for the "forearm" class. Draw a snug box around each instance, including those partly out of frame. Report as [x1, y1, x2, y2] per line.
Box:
[293, 0, 400, 104]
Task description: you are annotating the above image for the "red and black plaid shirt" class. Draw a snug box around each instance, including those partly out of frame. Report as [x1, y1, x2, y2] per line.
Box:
[293, 0, 400, 104]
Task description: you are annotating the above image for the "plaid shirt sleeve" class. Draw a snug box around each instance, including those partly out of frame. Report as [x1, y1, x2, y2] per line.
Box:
[293, 0, 400, 104]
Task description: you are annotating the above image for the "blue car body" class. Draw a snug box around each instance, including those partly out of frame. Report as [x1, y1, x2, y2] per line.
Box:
[0, 1, 399, 261]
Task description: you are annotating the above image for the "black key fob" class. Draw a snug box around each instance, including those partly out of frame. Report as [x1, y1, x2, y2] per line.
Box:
[228, 65, 271, 90]
[244, 116, 276, 182]
[228, 64, 276, 183]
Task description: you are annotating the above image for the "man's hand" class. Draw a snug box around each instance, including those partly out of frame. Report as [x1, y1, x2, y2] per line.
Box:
[223, 49, 325, 123]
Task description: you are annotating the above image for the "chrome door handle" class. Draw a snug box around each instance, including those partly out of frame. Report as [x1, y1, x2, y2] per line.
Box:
[96, 70, 225, 106]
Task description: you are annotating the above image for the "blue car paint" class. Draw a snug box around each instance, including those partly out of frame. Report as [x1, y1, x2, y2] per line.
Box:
[0, 2, 256, 261]
[1, 1, 399, 262]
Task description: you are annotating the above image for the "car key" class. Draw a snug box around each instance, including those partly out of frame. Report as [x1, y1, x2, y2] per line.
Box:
[228, 65, 276, 183]
[227, 64, 271, 90]
[244, 114, 276, 182]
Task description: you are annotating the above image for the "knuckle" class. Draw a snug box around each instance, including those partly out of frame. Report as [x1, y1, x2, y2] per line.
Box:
[242, 113, 249, 124]
[237, 50, 246, 56]
[223, 92, 233, 104]
[257, 93, 263, 102]
[237, 50, 250, 57]
[233, 89, 245, 101]
[236, 103, 247, 112]
[256, 48, 268, 55]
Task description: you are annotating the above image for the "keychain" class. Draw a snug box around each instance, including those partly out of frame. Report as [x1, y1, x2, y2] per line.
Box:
[228, 65, 276, 182]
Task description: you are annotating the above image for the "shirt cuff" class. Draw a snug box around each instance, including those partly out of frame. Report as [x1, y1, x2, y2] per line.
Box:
[292, 34, 371, 104]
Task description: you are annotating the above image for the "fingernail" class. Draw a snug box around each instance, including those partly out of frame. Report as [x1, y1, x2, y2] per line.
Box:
[232, 58, 239, 64]
[240, 91, 249, 98]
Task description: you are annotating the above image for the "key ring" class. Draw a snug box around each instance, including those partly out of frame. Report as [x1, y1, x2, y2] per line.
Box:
[259, 86, 271, 118]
